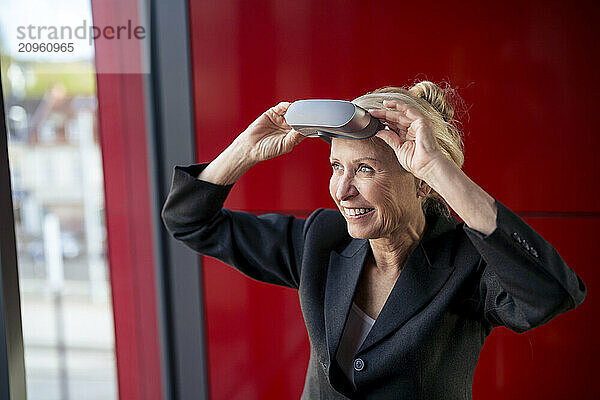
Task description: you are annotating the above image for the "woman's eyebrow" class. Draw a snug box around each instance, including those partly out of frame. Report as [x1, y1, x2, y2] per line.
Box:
[329, 157, 379, 163]
[352, 157, 378, 163]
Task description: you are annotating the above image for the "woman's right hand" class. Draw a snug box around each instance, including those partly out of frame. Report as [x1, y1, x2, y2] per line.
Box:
[196, 102, 305, 185]
[237, 101, 306, 164]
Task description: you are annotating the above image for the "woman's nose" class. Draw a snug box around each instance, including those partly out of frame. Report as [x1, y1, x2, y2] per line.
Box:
[336, 173, 358, 201]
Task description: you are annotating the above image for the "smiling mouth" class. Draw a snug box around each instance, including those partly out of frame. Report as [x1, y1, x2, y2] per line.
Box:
[343, 207, 375, 218]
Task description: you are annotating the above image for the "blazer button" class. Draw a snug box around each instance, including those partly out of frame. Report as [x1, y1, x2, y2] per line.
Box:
[530, 248, 539, 258]
[353, 358, 365, 372]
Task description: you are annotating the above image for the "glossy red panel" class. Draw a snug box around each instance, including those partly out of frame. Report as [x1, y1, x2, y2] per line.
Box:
[188, 0, 599, 398]
[92, 1, 163, 399]
[203, 257, 309, 399]
[190, 0, 600, 213]
[474, 217, 598, 399]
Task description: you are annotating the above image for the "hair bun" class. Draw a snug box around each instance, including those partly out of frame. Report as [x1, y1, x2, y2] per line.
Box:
[408, 81, 454, 122]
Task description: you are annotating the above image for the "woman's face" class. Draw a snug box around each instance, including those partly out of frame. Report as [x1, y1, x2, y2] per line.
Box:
[329, 137, 422, 239]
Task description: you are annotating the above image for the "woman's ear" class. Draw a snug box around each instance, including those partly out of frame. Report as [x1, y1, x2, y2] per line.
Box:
[416, 179, 432, 198]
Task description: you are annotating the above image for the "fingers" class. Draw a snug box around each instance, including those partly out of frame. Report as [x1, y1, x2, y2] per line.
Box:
[268, 102, 291, 118]
[368, 99, 424, 127]
[382, 99, 423, 120]
[368, 109, 413, 128]
[397, 140, 416, 170]
[272, 101, 291, 115]
[375, 129, 405, 150]
[381, 120, 409, 137]
[266, 101, 292, 128]
[285, 129, 306, 147]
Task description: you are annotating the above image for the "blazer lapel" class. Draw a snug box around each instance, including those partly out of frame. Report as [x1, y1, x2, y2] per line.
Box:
[324, 238, 370, 362]
[358, 214, 458, 354]
[323, 213, 459, 360]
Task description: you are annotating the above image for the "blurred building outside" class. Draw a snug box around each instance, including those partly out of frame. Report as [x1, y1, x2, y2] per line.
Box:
[1, 1, 119, 397]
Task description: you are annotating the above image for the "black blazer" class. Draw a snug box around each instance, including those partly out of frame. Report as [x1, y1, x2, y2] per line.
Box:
[161, 163, 586, 400]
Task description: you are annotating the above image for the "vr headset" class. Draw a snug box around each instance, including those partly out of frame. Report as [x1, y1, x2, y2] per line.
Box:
[285, 100, 385, 143]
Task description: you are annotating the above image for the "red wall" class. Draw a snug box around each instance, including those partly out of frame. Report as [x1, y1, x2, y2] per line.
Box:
[92, 1, 163, 399]
[188, 0, 599, 398]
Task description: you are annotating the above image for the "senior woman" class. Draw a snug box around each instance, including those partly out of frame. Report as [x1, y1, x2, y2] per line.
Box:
[161, 81, 586, 399]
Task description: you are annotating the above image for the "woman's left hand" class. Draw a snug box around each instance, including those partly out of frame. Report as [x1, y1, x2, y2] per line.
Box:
[368, 99, 446, 181]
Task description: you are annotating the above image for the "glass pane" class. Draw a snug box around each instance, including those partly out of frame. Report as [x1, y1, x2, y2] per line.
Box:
[0, 0, 118, 399]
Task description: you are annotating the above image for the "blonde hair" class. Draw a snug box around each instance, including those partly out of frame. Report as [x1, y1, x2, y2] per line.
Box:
[351, 81, 465, 217]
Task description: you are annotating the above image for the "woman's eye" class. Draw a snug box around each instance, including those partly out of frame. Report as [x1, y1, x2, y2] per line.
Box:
[330, 163, 372, 173]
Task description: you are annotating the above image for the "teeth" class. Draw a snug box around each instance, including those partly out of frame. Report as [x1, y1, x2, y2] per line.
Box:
[344, 208, 373, 216]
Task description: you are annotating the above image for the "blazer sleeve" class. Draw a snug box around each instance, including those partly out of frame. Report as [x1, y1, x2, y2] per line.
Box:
[463, 199, 586, 333]
[160, 162, 322, 289]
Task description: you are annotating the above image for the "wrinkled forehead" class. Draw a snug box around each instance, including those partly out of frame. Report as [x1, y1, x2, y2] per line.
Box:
[329, 137, 397, 165]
